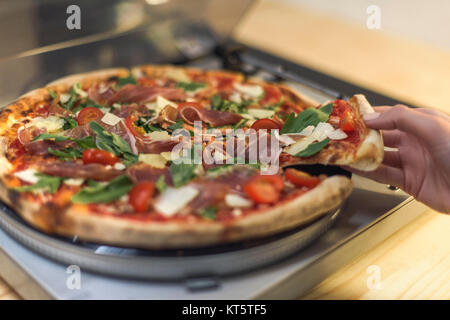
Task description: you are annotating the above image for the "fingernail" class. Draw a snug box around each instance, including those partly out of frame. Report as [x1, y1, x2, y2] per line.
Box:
[363, 112, 380, 121]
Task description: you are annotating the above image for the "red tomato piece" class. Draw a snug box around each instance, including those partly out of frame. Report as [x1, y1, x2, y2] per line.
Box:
[250, 118, 282, 131]
[125, 115, 146, 139]
[243, 174, 284, 204]
[138, 78, 157, 87]
[82, 149, 118, 165]
[285, 168, 320, 188]
[129, 182, 155, 212]
[77, 107, 104, 125]
[339, 109, 355, 132]
[260, 85, 282, 106]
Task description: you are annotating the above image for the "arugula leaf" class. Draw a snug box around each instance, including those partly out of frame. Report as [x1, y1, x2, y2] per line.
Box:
[295, 138, 330, 157]
[168, 120, 184, 131]
[134, 116, 163, 133]
[233, 119, 248, 129]
[199, 207, 216, 220]
[176, 82, 206, 92]
[33, 133, 70, 142]
[155, 175, 167, 193]
[280, 104, 333, 134]
[116, 75, 137, 88]
[49, 89, 57, 100]
[73, 136, 96, 150]
[63, 116, 78, 130]
[211, 95, 248, 114]
[48, 147, 82, 161]
[89, 121, 138, 165]
[13, 173, 63, 194]
[71, 175, 133, 204]
[170, 162, 198, 188]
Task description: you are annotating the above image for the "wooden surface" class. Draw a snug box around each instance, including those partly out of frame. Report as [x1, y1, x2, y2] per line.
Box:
[1, 0, 450, 300]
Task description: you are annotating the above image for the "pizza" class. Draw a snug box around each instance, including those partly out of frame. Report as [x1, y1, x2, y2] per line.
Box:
[0, 65, 383, 248]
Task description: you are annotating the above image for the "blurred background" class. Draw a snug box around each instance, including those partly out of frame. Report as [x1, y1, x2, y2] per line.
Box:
[0, 0, 449, 110]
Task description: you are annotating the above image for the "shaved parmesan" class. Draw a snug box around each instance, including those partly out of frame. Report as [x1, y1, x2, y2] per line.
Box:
[73, 84, 88, 98]
[113, 162, 126, 170]
[229, 92, 242, 103]
[284, 134, 316, 155]
[311, 122, 334, 142]
[164, 68, 190, 82]
[14, 169, 38, 184]
[284, 122, 349, 156]
[233, 83, 264, 98]
[25, 116, 64, 132]
[138, 153, 167, 169]
[101, 112, 121, 126]
[299, 125, 315, 136]
[155, 96, 178, 113]
[273, 131, 296, 146]
[225, 194, 253, 208]
[155, 186, 199, 217]
[145, 130, 171, 141]
[64, 178, 84, 186]
[100, 107, 111, 114]
[327, 128, 348, 140]
[160, 151, 181, 162]
[247, 109, 275, 119]
[59, 93, 71, 104]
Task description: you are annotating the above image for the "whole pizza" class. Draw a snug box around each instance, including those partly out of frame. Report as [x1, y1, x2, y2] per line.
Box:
[0, 65, 383, 248]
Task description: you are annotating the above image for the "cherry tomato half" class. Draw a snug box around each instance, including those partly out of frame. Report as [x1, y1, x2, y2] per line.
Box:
[137, 78, 157, 87]
[129, 181, 155, 212]
[339, 109, 355, 132]
[250, 118, 282, 131]
[77, 107, 104, 126]
[125, 115, 146, 140]
[82, 149, 118, 166]
[243, 174, 284, 204]
[285, 168, 321, 188]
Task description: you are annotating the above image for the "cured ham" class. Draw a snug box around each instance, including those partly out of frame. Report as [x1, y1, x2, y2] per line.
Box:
[127, 163, 171, 184]
[179, 105, 242, 127]
[107, 84, 186, 105]
[39, 162, 122, 181]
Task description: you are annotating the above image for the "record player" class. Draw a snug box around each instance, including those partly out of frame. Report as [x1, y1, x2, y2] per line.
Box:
[0, 0, 427, 299]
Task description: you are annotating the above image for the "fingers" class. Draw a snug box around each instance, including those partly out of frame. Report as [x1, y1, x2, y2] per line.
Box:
[362, 105, 438, 143]
[382, 130, 402, 148]
[382, 150, 402, 168]
[345, 164, 405, 189]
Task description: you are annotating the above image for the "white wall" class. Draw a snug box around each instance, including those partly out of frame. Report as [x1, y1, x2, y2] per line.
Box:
[280, 0, 450, 50]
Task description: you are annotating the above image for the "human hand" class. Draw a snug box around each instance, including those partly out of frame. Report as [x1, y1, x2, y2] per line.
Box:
[347, 105, 450, 213]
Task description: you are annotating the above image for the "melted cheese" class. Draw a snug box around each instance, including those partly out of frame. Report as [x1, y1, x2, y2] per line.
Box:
[25, 116, 64, 132]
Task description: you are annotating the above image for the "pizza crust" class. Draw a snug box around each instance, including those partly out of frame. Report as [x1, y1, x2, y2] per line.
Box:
[0, 172, 351, 249]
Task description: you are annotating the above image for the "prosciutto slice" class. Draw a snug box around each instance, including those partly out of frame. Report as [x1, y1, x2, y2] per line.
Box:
[135, 139, 178, 154]
[39, 162, 122, 181]
[88, 84, 115, 105]
[179, 105, 242, 127]
[127, 163, 171, 185]
[107, 84, 186, 105]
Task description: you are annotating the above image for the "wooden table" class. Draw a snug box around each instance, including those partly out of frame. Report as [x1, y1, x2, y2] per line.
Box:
[1, 0, 450, 300]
